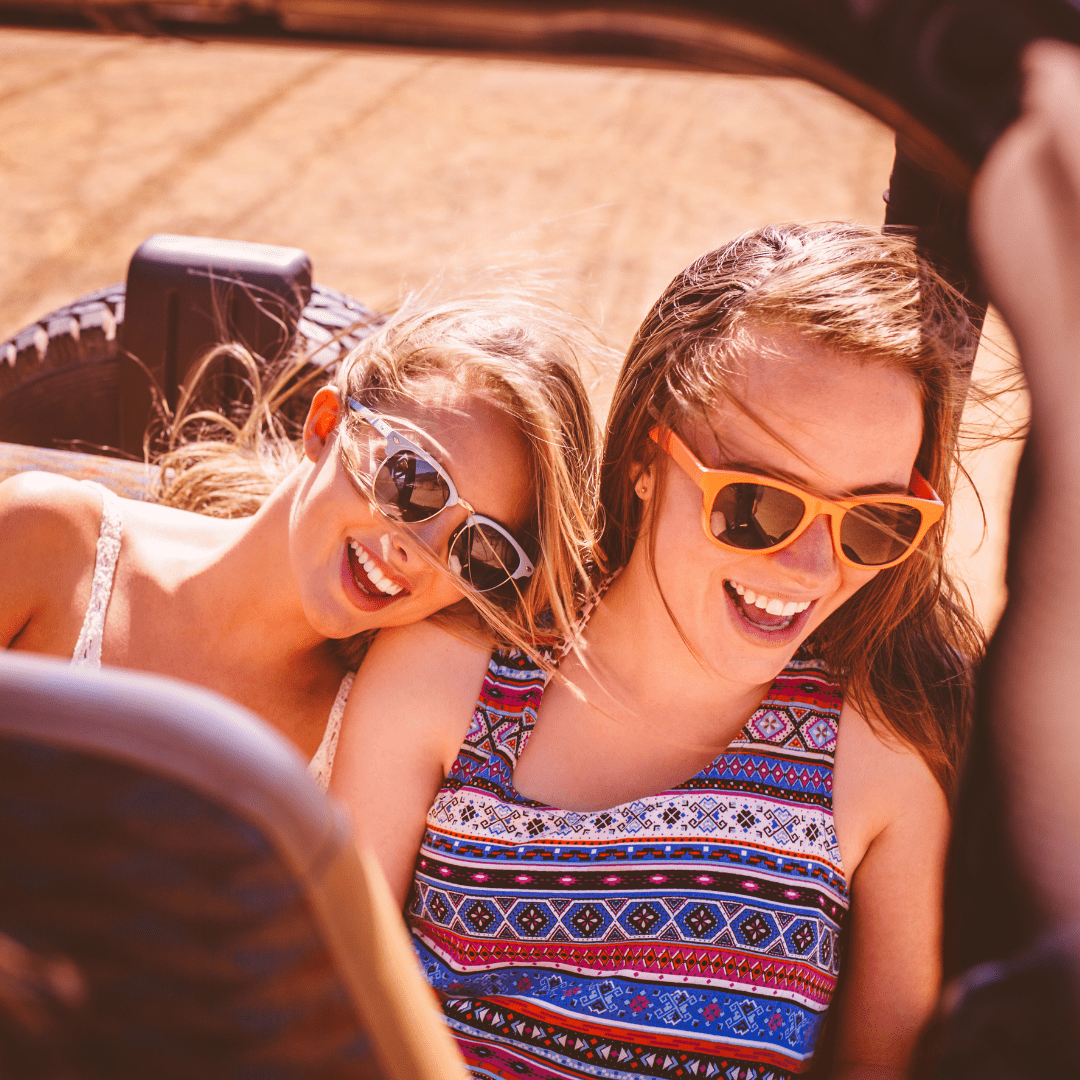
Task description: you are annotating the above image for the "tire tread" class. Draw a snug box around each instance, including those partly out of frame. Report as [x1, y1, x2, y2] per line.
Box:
[0, 283, 381, 449]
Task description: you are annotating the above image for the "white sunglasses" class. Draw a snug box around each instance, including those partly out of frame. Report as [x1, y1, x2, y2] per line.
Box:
[348, 399, 535, 593]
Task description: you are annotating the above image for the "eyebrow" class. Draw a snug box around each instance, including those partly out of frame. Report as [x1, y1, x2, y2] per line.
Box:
[718, 460, 911, 498]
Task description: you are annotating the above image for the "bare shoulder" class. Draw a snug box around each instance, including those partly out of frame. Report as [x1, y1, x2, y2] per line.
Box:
[0, 473, 106, 651]
[363, 620, 493, 699]
[345, 620, 493, 763]
[0, 472, 107, 579]
[833, 699, 949, 875]
[0, 471, 104, 536]
[836, 700, 945, 801]
[332, 621, 493, 904]
[375, 619, 491, 671]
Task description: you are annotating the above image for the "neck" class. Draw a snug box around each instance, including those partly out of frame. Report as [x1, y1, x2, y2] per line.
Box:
[175, 469, 337, 675]
[576, 550, 775, 752]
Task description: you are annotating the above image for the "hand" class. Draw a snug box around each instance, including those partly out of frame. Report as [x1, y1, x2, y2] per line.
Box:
[970, 40, 1080, 423]
[969, 44, 1080, 930]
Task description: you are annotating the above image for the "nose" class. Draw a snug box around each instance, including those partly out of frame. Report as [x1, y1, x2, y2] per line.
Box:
[386, 506, 469, 568]
[769, 514, 840, 586]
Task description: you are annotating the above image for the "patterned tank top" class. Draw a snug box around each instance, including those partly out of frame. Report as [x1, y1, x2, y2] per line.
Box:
[407, 649, 849, 1080]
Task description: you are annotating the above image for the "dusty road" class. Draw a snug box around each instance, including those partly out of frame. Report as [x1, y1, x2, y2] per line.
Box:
[0, 25, 1022, 625]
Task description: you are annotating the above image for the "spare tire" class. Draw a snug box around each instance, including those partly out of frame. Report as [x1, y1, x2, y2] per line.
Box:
[0, 283, 381, 454]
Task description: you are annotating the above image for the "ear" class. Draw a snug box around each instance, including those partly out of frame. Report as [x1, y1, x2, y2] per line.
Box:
[630, 463, 655, 502]
[303, 386, 343, 462]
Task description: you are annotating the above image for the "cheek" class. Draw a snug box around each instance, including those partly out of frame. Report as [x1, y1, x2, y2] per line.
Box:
[410, 563, 470, 618]
[648, 484, 723, 587]
[651, 487, 698, 554]
[824, 565, 882, 613]
[432, 574, 469, 611]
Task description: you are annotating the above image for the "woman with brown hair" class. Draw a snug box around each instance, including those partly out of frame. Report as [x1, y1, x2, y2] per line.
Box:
[331, 222, 983, 1079]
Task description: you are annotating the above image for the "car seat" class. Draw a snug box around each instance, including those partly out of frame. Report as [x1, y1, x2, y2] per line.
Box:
[0, 650, 468, 1080]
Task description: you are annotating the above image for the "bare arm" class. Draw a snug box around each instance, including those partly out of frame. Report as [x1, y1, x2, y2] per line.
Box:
[968, 39, 1080, 924]
[828, 707, 950, 1079]
[329, 620, 493, 906]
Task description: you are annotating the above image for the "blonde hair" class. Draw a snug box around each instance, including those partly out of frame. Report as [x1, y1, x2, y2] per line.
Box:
[601, 221, 986, 794]
[154, 291, 605, 667]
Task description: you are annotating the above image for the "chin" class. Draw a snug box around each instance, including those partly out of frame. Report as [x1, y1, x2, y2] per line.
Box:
[298, 593, 362, 641]
[701, 605, 821, 685]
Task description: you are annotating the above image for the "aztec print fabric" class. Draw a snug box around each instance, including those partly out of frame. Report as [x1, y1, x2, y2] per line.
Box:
[407, 650, 849, 1080]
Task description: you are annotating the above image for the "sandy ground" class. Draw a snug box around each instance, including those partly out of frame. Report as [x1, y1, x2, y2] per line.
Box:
[0, 25, 1023, 627]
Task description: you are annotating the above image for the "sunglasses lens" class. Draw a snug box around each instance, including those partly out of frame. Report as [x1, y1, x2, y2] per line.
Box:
[711, 484, 807, 550]
[449, 524, 524, 593]
[839, 504, 925, 566]
[373, 451, 450, 523]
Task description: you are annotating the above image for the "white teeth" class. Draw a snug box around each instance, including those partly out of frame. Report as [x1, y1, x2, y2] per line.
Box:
[727, 580, 813, 618]
[348, 540, 403, 596]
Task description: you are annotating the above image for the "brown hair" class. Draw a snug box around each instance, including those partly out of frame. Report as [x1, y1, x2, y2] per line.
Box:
[154, 291, 605, 667]
[600, 221, 985, 794]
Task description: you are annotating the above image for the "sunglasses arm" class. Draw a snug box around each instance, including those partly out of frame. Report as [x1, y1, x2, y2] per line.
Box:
[348, 395, 464, 493]
[347, 398, 396, 441]
[650, 426, 711, 491]
[908, 468, 944, 509]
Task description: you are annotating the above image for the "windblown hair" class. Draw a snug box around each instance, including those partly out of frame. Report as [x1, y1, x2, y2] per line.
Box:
[600, 221, 986, 795]
[154, 291, 604, 668]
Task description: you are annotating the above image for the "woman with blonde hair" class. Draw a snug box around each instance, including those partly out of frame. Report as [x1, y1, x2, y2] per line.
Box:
[332, 222, 983, 1079]
[0, 294, 601, 788]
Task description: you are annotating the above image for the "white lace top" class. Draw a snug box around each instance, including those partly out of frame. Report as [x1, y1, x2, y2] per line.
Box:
[309, 671, 354, 791]
[70, 481, 353, 791]
[70, 483, 123, 667]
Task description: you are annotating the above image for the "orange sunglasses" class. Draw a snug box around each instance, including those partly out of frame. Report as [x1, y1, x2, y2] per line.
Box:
[650, 426, 944, 569]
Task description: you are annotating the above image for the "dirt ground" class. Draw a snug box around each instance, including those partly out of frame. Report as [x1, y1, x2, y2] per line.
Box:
[0, 25, 1023, 627]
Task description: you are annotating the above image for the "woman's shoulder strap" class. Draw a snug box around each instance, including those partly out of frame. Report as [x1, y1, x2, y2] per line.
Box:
[458, 648, 547, 764]
[547, 569, 620, 667]
[478, 648, 549, 702]
[308, 670, 356, 792]
[71, 483, 124, 667]
[739, 653, 844, 758]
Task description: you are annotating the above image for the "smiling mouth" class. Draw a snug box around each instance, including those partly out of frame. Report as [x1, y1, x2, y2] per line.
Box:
[724, 579, 814, 632]
[347, 539, 409, 599]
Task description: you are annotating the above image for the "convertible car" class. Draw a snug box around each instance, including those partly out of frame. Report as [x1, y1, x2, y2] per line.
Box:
[1, 3, 1078, 1078]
